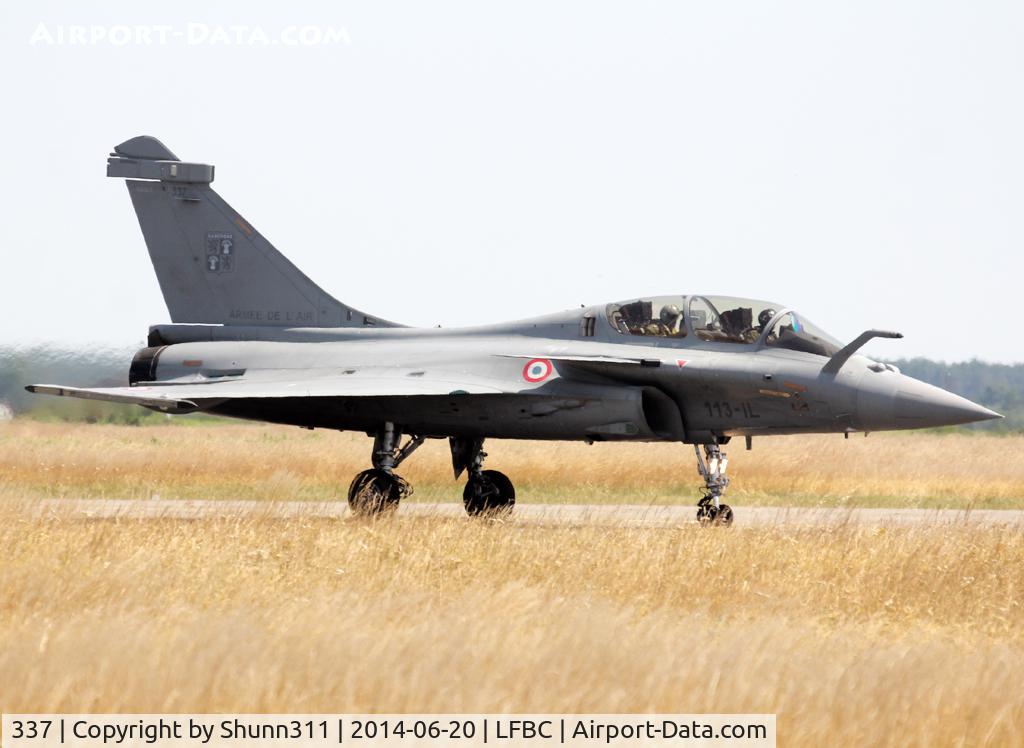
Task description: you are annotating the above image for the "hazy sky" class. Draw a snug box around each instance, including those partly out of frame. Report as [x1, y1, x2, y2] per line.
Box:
[1, 1, 1021, 362]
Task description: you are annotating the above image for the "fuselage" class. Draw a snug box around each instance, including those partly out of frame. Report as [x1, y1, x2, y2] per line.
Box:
[133, 295, 999, 444]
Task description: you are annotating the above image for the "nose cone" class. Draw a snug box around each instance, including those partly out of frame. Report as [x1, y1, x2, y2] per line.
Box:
[893, 377, 1002, 428]
[857, 373, 1002, 431]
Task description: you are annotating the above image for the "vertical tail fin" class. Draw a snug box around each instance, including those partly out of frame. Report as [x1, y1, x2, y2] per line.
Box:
[107, 136, 399, 328]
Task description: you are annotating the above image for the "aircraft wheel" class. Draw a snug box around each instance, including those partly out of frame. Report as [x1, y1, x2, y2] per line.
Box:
[697, 503, 733, 526]
[464, 470, 515, 516]
[348, 468, 404, 516]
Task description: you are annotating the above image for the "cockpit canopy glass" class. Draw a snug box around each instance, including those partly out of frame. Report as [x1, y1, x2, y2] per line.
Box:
[607, 296, 687, 337]
[763, 311, 843, 358]
[607, 294, 844, 357]
[688, 295, 782, 344]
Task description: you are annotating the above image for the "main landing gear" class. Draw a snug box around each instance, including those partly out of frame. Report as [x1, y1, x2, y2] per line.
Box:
[347, 422, 423, 516]
[347, 426, 516, 517]
[454, 437, 515, 516]
[694, 442, 734, 526]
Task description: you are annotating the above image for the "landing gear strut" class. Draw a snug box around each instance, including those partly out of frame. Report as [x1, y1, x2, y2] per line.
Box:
[347, 422, 424, 516]
[694, 442, 733, 526]
[452, 437, 515, 516]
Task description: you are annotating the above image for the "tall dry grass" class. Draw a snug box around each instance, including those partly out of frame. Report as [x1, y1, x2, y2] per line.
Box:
[1, 503, 1023, 746]
[1, 421, 1022, 507]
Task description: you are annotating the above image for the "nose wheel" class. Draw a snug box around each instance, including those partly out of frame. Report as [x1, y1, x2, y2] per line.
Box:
[696, 497, 734, 526]
[694, 442, 733, 526]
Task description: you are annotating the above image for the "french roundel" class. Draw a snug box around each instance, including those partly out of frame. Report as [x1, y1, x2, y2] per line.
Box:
[522, 358, 553, 383]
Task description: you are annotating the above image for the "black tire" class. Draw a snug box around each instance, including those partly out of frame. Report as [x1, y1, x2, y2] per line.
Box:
[463, 469, 515, 516]
[697, 503, 733, 526]
[347, 468, 403, 516]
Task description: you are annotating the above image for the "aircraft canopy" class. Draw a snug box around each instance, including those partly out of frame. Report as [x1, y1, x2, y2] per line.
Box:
[606, 295, 843, 357]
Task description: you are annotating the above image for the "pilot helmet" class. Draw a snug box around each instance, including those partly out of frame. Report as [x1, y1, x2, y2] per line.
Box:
[758, 308, 776, 327]
[660, 304, 681, 324]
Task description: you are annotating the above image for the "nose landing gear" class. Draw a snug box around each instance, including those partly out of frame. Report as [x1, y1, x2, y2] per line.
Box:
[347, 422, 424, 516]
[694, 442, 733, 526]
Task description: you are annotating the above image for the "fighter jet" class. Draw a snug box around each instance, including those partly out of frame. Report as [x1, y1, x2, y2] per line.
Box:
[27, 137, 1002, 523]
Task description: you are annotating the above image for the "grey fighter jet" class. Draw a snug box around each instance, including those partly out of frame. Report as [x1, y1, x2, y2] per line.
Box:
[27, 137, 1002, 523]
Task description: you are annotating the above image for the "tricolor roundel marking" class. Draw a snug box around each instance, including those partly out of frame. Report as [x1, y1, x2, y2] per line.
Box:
[522, 358, 553, 383]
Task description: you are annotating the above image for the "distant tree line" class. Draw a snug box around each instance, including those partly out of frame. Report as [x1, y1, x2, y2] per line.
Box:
[0, 344, 1020, 430]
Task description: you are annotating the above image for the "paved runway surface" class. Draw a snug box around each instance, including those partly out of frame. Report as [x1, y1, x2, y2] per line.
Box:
[27, 498, 1024, 527]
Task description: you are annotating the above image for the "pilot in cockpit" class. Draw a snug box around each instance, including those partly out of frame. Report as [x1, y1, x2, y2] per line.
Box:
[641, 304, 682, 336]
[657, 304, 684, 337]
[755, 308, 776, 337]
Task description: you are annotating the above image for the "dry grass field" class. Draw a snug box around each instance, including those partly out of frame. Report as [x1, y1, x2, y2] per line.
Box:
[2, 421, 1024, 745]
[2, 507, 1023, 745]
[1, 420, 1023, 508]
